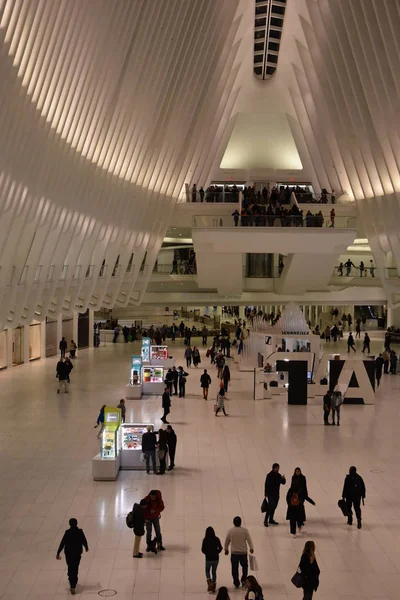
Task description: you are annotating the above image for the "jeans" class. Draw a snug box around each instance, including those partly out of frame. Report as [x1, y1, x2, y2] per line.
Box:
[264, 496, 278, 524]
[173, 380, 178, 395]
[347, 497, 362, 523]
[332, 406, 340, 424]
[144, 450, 156, 473]
[323, 409, 330, 424]
[169, 445, 176, 468]
[205, 560, 218, 583]
[202, 336, 207, 346]
[146, 517, 162, 545]
[230, 553, 248, 587]
[66, 553, 81, 589]
[186, 357, 191, 368]
[179, 382, 186, 397]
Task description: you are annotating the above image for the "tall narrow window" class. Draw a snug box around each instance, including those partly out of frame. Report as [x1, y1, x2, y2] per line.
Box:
[254, 0, 286, 80]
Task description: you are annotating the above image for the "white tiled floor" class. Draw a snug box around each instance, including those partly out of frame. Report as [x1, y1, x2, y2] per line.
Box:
[0, 333, 400, 599]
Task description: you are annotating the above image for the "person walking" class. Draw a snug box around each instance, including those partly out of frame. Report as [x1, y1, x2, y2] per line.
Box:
[382, 348, 390, 374]
[216, 354, 225, 379]
[56, 358, 69, 394]
[344, 259, 355, 276]
[117, 399, 126, 423]
[347, 332, 356, 353]
[129, 500, 145, 558]
[202, 326, 209, 346]
[369, 259, 375, 277]
[362, 333, 370, 354]
[157, 429, 168, 475]
[286, 483, 306, 538]
[323, 390, 332, 426]
[184, 346, 193, 368]
[178, 366, 189, 398]
[200, 369, 212, 400]
[224, 516, 254, 590]
[161, 386, 171, 424]
[165, 425, 177, 470]
[215, 387, 229, 417]
[69, 340, 77, 359]
[141, 490, 165, 552]
[56, 518, 88, 595]
[171, 366, 178, 395]
[142, 425, 157, 474]
[165, 368, 174, 395]
[297, 541, 320, 600]
[202, 526, 223, 593]
[222, 364, 231, 392]
[64, 357, 73, 383]
[291, 467, 309, 531]
[193, 346, 201, 368]
[94, 405, 106, 438]
[244, 575, 264, 600]
[263, 463, 286, 527]
[59, 337, 67, 358]
[331, 386, 343, 426]
[390, 350, 398, 374]
[375, 353, 384, 387]
[342, 466, 366, 529]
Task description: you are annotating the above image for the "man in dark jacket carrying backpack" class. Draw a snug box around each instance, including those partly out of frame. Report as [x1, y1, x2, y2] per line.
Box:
[56, 518, 88, 595]
[127, 501, 146, 558]
[342, 466, 366, 529]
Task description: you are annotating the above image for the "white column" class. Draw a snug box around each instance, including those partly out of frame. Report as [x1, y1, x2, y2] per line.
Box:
[6, 328, 13, 369]
[23, 324, 30, 364]
[56, 315, 62, 355]
[40, 320, 46, 360]
[88, 309, 94, 347]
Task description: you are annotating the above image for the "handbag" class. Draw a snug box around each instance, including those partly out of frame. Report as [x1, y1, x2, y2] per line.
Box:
[338, 498, 349, 516]
[261, 498, 269, 513]
[249, 554, 258, 571]
[158, 449, 166, 459]
[291, 569, 305, 588]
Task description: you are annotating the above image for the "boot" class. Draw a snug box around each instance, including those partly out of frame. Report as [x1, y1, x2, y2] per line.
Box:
[211, 582, 216, 594]
[357, 519, 362, 529]
[207, 579, 213, 593]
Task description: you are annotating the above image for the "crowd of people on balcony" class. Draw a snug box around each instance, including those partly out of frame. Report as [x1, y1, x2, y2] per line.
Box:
[170, 250, 197, 275]
[336, 259, 375, 277]
[231, 204, 327, 228]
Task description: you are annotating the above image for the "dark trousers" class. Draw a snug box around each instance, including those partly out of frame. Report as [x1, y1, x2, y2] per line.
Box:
[215, 407, 227, 415]
[169, 445, 176, 467]
[348, 344, 356, 352]
[179, 382, 186, 397]
[144, 450, 156, 473]
[202, 336, 207, 346]
[323, 409, 330, 424]
[159, 455, 166, 474]
[376, 373, 382, 387]
[66, 553, 81, 589]
[303, 588, 314, 600]
[173, 380, 178, 395]
[362, 344, 370, 353]
[384, 360, 389, 374]
[230, 553, 248, 587]
[223, 379, 229, 392]
[264, 496, 278, 524]
[60, 349, 66, 358]
[290, 518, 303, 535]
[347, 497, 362, 523]
[166, 382, 173, 394]
[162, 407, 170, 421]
[186, 357, 191, 367]
[146, 517, 162, 545]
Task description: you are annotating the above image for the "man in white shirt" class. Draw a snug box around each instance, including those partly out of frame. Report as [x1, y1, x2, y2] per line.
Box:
[224, 516, 254, 589]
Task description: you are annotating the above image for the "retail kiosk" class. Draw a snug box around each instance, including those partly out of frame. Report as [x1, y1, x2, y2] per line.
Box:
[92, 406, 122, 481]
[126, 355, 143, 399]
[120, 423, 155, 469]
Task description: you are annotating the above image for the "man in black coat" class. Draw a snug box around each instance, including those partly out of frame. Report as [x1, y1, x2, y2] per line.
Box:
[375, 353, 384, 387]
[323, 390, 332, 425]
[171, 366, 179, 395]
[165, 425, 177, 470]
[264, 463, 286, 526]
[161, 386, 171, 424]
[56, 518, 88, 594]
[342, 466, 366, 528]
[142, 425, 157, 474]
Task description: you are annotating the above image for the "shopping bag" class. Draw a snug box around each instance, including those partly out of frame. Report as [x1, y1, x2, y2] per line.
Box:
[249, 554, 258, 571]
[338, 498, 349, 516]
[261, 498, 269, 513]
[291, 569, 305, 588]
[140, 452, 146, 463]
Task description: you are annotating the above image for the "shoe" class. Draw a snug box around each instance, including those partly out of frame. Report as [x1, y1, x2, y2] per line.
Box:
[164, 421, 170, 424]
[160, 418, 166, 423]
[57, 389, 60, 394]
[70, 590, 76, 595]
[347, 519, 353, 526]
[207, 579, 213, 593]
[332, 422, 336, 426]
[234, 585, 240, 590]
[298, 526, 304, 533]
[158, 544, 165, 551]
[167, 466, 173, 471]
[357, 520, 362, 529]
[292, 534, 297, 539]
[337, 422, 340, 426]
[264, 521, 268, 527]
[241, 581, 246, 589]
[269, 520, 279, 525]
[133, 553, 143, 558]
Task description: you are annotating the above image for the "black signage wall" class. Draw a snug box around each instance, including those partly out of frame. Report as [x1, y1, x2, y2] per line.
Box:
[276, 359, 308, 405]
[328, 359, 375, 404]
[78, 309, 89, 349]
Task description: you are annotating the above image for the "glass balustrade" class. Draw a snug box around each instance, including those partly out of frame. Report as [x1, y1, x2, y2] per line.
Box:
[192, 214, 356, 229]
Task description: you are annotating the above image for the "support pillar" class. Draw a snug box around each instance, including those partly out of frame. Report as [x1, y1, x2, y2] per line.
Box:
[88, 309, 94, 347]
[23, 324, 30, 364]
[6, 328, 12, 369]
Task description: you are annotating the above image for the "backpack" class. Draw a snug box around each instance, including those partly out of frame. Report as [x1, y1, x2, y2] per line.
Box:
[291, 492, 300, 507]
[126, 511, 135, 529]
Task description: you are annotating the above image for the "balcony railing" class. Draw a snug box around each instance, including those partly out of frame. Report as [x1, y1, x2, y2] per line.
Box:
[153, 263, 197, 275]
[192, 214, 356, 229]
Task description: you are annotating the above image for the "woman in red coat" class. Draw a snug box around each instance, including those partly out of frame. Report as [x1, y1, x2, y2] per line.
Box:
[141, 490, 165, 552]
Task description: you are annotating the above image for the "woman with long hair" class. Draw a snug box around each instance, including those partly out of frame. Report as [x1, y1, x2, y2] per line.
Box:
[201, 526, 222, 593]
[291, 467, 309, 530]
[298, 541, 320, 599]
[244, 575, 263, 599]
[215, 587, 230, 600]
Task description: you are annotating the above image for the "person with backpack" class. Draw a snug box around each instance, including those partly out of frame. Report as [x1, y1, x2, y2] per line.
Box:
[244, 575, 263, 600]
[56, 517, 88, 595]
[126, 500, 146, 558]
[200, 369, 212, 400]
[297, 541, 320, 600]
[342, 466, 366, 529]
[201, 526, 223, 593]
[224, 516, 254, 590]
[286, 483, 306, 538]
[331, 386, 343, 426]
[141, 490, 165, 552]
[178, 366, 188, 398]
[263, 463, 286, 527]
